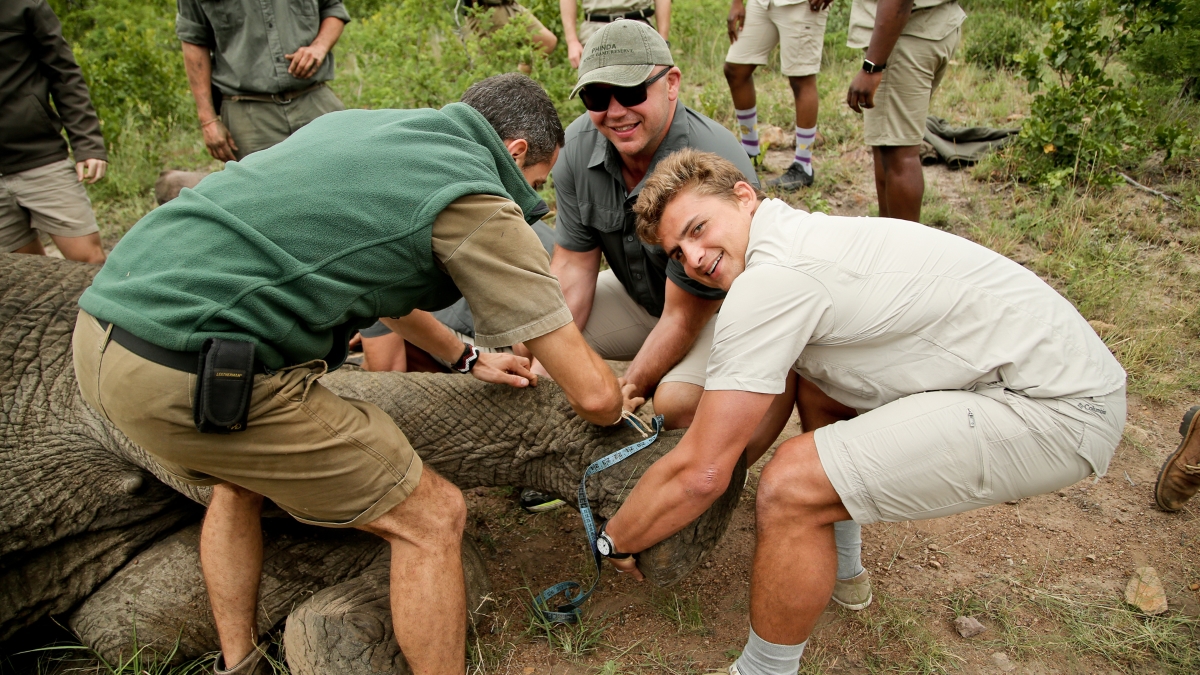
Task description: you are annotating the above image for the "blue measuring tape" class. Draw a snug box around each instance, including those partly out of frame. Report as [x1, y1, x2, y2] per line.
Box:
[532, 413, 664, 624]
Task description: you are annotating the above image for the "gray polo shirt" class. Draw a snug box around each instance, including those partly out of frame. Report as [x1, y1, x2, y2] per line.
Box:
[176, 0, 351, 96]
[553, 102, 759, 317]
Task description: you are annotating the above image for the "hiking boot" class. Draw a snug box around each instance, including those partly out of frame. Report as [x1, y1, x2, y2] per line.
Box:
[765, 162, 814, 191]
[1154, 405, 1200, 511]
[215, 643, 269, 675]
[520, 488, 566, 513]
[831, 569, 873, 611]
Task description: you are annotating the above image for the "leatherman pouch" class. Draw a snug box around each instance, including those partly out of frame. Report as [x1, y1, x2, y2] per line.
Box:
[194, 338, 256, 434]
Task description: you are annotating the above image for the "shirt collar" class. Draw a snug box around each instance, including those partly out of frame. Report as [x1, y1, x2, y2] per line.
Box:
[588, 101, 692, 197]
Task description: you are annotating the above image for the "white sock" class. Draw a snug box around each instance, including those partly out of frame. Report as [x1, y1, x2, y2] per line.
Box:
[794, 126, 816, 175]
[736, 107, 759, 157]
[835, 519, 865, 580]
[734, 627, 807, 675]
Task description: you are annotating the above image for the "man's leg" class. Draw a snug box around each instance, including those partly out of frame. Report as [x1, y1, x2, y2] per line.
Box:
[724, 63, 762, 161]
[787, 74, 818, 177]
[201, 482, 265, 666]
[874, 145, 924, 222]
[50, 232, 106, 264]
[358, 467, 467, 675]
[362, 331, 409, 372]
[11, 238, 45, 255]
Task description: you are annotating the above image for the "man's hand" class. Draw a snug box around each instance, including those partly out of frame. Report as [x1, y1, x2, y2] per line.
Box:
[567, 38, 584, 69]
[202, 119, 239, 161]
[846, 70, 884, 113]
[471, 351, 538, 388]
[808, 0, 834, 10]
[607, 555, 645, 581]
[286, 43, 329, 79]
[727, 0, 746, 43]
[620, 379, 646, 417]
[75, 158, 107, 184]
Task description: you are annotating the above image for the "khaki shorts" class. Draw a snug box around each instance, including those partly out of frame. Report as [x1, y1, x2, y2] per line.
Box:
[72, 310, 422, 528]
[815, 385, 1125, 525]
[222, 83, 345, 160]
[464, 3, 548, 36]
[725, 0, 830, 77]
[0, 159, 98, 251]
[582, 269, 713, 387]
[862, 27, 961, 147]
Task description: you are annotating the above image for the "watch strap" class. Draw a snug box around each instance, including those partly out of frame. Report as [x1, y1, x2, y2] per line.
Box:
[863, 58, 887, 74]
[597, 522, 632, 559]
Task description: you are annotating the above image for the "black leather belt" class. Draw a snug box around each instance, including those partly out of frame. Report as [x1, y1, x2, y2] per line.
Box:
[586, 8, 654, 22]
[98, 320, 268, 374]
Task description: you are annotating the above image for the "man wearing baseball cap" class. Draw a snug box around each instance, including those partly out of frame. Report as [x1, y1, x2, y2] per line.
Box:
[549, 18, 872, 610]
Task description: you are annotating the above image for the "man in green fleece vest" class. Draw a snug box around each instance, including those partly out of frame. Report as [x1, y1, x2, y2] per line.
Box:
[72, 74, 638, 675]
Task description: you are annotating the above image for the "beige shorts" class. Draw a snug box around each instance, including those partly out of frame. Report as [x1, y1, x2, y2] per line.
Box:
[465, 3, 549, 36]
[582, 269, 713, 387]
[815, 386, 1125, 525]
[0, 158, 99, 251]
[73, 310, 422, 528]
[725, 0, 830, 77]
[862, 27, 961, 147]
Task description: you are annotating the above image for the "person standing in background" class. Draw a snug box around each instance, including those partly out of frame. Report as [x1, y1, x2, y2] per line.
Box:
[845, 0, 965, 222]
[1, 0, 108, 264]
[725, 0, 832, 190]
[560, 0, 671, 68]
[176, 0, 351, 161]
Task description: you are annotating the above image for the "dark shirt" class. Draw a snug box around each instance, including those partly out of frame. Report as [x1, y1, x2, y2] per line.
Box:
[175, 0, 351, 96]
[0, 0, 107, 175]
[553, 102, 759, 317]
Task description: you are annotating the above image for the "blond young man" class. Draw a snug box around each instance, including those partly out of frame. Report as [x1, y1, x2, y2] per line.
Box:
[597, 149, 1125, 675]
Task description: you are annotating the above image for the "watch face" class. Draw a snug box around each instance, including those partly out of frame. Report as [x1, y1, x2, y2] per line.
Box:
[596, 536, 612, 556]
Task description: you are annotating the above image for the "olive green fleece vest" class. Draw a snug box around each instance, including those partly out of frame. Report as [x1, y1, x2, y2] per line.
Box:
[79, 103, 543, 369]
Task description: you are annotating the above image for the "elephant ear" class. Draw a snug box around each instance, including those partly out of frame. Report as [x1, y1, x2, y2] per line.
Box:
[638, 452, 747, 587]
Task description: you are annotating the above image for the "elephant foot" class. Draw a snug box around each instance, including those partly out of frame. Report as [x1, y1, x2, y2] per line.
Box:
[69, 522, 387, 664]
[283, 535, 492, 675]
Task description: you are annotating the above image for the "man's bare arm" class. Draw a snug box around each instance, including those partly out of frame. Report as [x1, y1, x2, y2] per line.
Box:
[182, 42, 238, 161]
[560, 0, 584, 68]
[550, 245, 602, 330]
[525, 322, 639, 426]
[605, 389, 773, 561]
[287, 16, 346, 79]
[655, 0, 671, 41]
[846, 0, 913, 112]
[623, 279, 720, 399]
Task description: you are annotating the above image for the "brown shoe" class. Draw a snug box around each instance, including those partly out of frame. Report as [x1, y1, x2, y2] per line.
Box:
[1154, 405, 1200, 511]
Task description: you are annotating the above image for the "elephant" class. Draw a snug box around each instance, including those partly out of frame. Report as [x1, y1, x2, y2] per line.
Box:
[0, 253, 745, 673]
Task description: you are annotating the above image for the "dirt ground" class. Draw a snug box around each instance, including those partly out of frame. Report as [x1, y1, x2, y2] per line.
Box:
[460, 150, 1200, 674]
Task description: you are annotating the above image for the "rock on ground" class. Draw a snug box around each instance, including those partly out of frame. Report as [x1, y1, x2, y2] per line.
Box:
[1124, 566, 1168, 615]
[953, 615, 987, 638]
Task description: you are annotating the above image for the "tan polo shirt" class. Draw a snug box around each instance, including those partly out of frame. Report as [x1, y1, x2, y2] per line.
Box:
[705, 199, 1126, 410]
[847, 0, 966, 49]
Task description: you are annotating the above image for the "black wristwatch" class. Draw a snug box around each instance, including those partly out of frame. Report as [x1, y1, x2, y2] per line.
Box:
[595, 522, 632, 559]
[451, 343, 480, 374]
[862, 58, 887, 74]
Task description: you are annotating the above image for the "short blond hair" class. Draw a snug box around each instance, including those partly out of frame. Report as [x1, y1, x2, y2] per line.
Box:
[634, 148, 765, 245]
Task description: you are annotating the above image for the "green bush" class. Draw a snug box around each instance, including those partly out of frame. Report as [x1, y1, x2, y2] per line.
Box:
[1128, 0, 1200, 98]
[962, 11, 1033, 70]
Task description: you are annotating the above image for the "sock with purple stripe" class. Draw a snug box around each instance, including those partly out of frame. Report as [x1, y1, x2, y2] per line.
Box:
[736, 107, 759, 157]
[794, 126, 816, 176]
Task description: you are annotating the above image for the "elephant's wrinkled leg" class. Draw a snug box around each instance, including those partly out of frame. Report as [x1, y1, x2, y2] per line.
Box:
[69, 522, 387, 665]
[283, 534, 492, 675]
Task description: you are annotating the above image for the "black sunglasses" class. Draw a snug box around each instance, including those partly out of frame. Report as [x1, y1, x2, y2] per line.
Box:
[579, 67, 671, 113]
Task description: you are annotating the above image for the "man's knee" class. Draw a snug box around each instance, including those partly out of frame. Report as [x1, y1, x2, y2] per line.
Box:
[365, 471, 466, 546]
[724, 62, 755, 86]
[787, 74, 815, 96]
[654, 381, 703, 429]
[756, 435, 829, 525]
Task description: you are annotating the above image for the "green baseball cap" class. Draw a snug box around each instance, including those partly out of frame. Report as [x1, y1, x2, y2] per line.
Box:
[570, 19, 674, 99]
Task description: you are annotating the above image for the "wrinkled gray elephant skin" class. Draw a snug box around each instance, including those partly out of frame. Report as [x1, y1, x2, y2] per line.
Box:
[0, 253, 745, 666]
